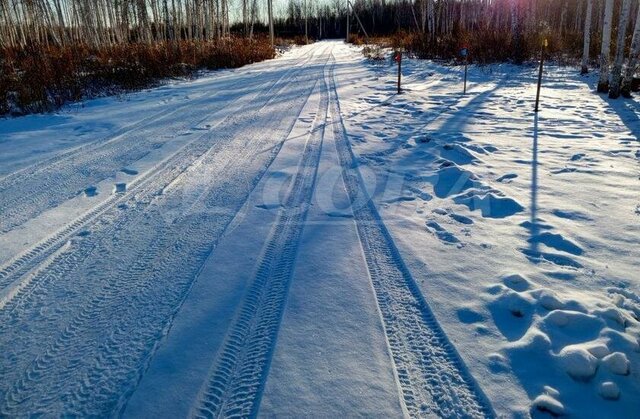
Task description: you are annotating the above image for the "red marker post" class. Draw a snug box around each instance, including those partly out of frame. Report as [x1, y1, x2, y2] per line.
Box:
[395, 51, 402, 94]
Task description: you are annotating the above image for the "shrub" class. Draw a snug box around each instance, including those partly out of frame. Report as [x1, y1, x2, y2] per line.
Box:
[385, 29, 584, 65]
[0, 37, 275, 116]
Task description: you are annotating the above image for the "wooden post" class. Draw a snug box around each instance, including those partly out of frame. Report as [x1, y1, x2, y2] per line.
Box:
[534, 39, 547, 112]
[464, 60, 468, 94]
[460, 46, 468, 94]
[396, 51, 402, 94]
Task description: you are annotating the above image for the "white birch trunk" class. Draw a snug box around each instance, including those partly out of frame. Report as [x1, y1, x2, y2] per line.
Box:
[609, 0, 632, 98]
[597, 0, 614, 92]
[621, 4, 640, 96]
[581, 0, 593, 74]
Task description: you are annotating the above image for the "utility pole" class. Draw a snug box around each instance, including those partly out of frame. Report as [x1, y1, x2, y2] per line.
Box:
[268, 0, 274, 46]
[305, 0, 308, 43]
[346, 0, 350, 42]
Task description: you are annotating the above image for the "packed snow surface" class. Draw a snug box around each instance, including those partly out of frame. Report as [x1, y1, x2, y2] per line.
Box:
[0, 41, 638, 418]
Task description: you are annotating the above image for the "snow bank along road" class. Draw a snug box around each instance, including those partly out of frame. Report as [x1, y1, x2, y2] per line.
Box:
[0, 42, 492, 417]
[1, 40, 639, 418]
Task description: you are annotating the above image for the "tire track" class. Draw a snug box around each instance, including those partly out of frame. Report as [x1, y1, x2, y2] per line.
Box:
[0, 46, 319, 300]
[191, 55, 332, 419]
[0, 47, 319, 234]
[328, 55, 495, 418]
[0, 48, 326, 416]
[0, 81, 247, 234]
[0, 47, 311, 187]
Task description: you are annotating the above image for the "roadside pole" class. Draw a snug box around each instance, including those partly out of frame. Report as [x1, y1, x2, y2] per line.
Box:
[396, 51, 402, 94]
[534, 39, 548, 112]
[461, 46, 468, 94]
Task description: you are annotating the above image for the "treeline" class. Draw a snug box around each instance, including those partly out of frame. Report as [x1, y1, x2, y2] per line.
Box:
[280, 0, 628, 62]
[0, 0, 276, 115]
[278, 0, 640, 98]
[0, 0, 270, 47]
[2, 1, 640, 115]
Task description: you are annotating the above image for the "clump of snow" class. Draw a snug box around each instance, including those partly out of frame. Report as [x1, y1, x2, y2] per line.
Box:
[531, 393, 565, 417]
[538, 290, 565, 311]
[602, 352, 630, 376]
[598, 381, 621, 400]
[486, 276, 640, 414]
[558, 345, 598, 381]
[585, 343, 611, 359]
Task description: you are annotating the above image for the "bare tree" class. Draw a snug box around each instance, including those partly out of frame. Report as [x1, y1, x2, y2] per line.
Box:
[581, 0, 593, 74]
[597, 0, 614, 93]
[621, 4, 640, 97]
[609, 0, 632, 98]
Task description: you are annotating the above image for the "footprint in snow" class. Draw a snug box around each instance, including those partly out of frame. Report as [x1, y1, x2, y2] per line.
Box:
[425, 220, 461, 246]
[457, 307, 484, 324]
[84, 186, 98, 197]
[527, 232, 583, 256]
[571, 153, 586, 161]
[449, 213, 474, 225]
[114, 183, 127, 194]
[497, 173, 518, 183]
[552, 209, 593, 222]
[121, 168, 138, 176]
[551, 167, 577, 175]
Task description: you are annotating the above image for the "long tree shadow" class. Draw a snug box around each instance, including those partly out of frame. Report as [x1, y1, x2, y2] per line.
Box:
[606, 95, 640, 140]
[578, 76, 640, 140]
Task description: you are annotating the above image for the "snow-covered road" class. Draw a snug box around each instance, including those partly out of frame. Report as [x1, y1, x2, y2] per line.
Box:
[1, 41, 639, 418]
[0, 42, 490, 418]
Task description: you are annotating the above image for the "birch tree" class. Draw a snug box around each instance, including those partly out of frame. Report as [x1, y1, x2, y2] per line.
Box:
[609, 0, 632, 98]
[597, 0, 614, 93]
[581, 0, 593, 74]
[621, 5, 640, 97]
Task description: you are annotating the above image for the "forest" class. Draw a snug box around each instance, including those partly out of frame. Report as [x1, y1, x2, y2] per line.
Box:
[1, 0, 640, 114]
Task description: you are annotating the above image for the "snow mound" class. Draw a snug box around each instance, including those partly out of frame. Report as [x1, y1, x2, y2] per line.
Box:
[485, 276, 640, 415]
[599, 381, 621, 400]
[602, 352, 630, 376]
[531, 393, 566, 417]
[432, 165, 478, 198]
[558, 345, 598, 381]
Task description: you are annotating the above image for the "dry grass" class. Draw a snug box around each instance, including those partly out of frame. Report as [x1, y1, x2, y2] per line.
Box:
[0, 37, 274, 116]
[353, 30, 587, 65]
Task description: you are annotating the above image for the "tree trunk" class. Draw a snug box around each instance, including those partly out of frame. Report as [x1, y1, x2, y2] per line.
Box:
[609, 0, 632, 98]
[268, 0, 274, 45]
[621, 4, 640, 97]
[598, 0, 614, 92]
[581, 0, 593, 74]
